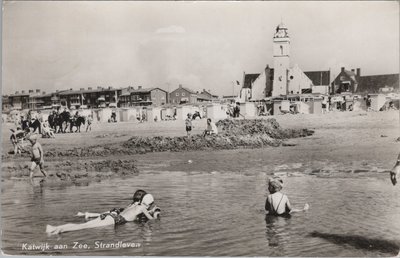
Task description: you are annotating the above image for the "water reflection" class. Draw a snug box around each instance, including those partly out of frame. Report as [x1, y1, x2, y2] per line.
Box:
[2, 164, 400, 256]
[265, 214, 291, 249]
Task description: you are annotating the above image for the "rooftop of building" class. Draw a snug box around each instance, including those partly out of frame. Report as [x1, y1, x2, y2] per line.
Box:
[243, 73, 261, 89]
[304, 70, 331, 86]
[357, 73, 399, 93]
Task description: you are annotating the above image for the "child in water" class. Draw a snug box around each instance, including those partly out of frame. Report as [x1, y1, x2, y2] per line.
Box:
[46, 191, 159, 235]
[265, 178, 309, 216]
[28, 135, 47, 179]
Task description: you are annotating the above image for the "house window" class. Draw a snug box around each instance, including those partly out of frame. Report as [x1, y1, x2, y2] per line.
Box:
[176, 93, 179, 96]
[182, 92, 185, 96]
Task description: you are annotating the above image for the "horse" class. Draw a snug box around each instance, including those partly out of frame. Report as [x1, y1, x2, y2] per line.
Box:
[48, 113, 55, 130]
[55, 111, 71, 133]
[21, 119, 30, 131]
[192, 111, 202, 120]
[69, 116, 85, 133]
[29, 119, 41, 134]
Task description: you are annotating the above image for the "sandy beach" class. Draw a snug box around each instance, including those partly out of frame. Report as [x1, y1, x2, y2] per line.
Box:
[2, 110, 399, 184]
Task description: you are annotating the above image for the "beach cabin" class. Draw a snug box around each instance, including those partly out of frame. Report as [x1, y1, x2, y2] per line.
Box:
[119, 108, 137, 122]
[273, 100, 282, 115]
[206, 103, 228, 121]
[312, 98, 323, 114]
[240, 102, 257, 117]
[369, 94, 387, 111]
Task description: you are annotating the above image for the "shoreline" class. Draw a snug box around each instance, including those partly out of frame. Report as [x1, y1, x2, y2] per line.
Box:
[2, 110, 399, 186]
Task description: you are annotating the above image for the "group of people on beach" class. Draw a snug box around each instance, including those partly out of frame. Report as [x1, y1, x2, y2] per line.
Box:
[9, 109, 400, 236]
[185, 113, 218, 137]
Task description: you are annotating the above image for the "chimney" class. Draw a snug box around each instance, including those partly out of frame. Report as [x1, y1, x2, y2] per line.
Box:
[108, 86, 112, 90]
[22, 90, 25, 94]
[179, 84, 182, 88]
[351, 69, 355, 73]
[29, 90, 34, 93]
[97, 86, 102, 90]
[356, 68, 361, 77]
[15, 91, 19, 94]
[56, 90, 59, 93]
[80, 88, 84, 91]
[138, 86, 142, 89]
[70, 88, 73, 91]
[341, 67, 345, 72]
[88, 87, 92, 90]
[36, 89, 40, 93]
[42, 91, 46, 95]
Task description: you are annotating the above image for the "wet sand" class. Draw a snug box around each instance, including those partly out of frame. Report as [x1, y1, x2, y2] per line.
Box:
[1, 110, 399, 185]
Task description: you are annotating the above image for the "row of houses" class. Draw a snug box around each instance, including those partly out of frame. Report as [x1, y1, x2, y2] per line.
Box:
[239, 23, 399, 102]
[2, 84, 220, 112]
[242, 65, 399, 102]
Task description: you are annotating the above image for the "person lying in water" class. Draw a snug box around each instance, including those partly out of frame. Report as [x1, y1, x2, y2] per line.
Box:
[46, 191, 159, 235]
[265, 178, 309, 216]
[390, 153, 400, 186]
[76, 199, 161, 220]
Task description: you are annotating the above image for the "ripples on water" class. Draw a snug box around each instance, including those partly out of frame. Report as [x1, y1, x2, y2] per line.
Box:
[2, 153, 400, 256]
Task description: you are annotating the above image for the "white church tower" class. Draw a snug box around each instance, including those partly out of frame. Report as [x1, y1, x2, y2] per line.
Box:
[272, 23, 290, 96]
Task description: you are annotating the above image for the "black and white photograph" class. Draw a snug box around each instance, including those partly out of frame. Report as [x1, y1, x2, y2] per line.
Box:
[1, 1, 399, 256]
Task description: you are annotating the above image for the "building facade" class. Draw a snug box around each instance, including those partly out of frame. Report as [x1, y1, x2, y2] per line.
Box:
[272, 23, 291, 96]
[332, 67, 361, 94]
[58, 87, 121, 109]
[2, 95, 11, 112]
[130, 87, 168, 106]
[169, 85, 197, 104]
[8, 91, 30, 110]
[240, 23, 313, 101]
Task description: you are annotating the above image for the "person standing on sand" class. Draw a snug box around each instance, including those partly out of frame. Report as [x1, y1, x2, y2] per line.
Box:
[390, 154, 400, 186]
[185, 113, 193, 136]
[28, 135, 48, 179]
[86, 115, 93, 132]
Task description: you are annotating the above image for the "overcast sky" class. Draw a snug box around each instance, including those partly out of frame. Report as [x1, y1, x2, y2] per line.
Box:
[2, 1, 399, 96]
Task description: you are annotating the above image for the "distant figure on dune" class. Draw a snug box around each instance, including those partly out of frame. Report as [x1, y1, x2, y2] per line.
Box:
[390, 154, 400, 186]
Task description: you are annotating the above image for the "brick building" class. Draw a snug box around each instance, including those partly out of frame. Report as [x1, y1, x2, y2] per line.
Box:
[169, 84, 197, 104]
[130, 87, 168, 106]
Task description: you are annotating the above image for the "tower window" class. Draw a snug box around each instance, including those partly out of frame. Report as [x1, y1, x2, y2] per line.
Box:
[280, 45, 283, 55]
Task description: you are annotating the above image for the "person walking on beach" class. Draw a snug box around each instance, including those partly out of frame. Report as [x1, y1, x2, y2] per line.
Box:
[390, 154, 400, 186]
[28, 135, 48, 179]
[265, 178, 309, 216]
[185, 113, 193, 136]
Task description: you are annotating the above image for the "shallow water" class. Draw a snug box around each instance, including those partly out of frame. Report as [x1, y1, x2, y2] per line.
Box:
[2, 150, 400, 256]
